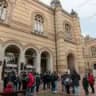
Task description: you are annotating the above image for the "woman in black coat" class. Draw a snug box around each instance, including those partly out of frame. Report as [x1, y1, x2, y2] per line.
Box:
[82, 74, 89, 96]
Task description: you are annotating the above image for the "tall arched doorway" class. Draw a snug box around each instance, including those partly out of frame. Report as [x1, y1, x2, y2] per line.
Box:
[41, 51, 50, 73]
[93, 64, 96, 77]
[3, 45, 20, 74]
[25, 48, 37, 72]
[67, 53, 75, 72]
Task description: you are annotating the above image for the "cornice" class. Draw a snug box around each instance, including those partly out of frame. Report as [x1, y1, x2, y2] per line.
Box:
[24, 0, 54, 14]
[0, 22, 54, 41]
[64, 39, 78, 45]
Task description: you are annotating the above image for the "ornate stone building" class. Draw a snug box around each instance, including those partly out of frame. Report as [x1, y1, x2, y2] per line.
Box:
[0, 0, 85, 80]
[82, 36, 96, 76]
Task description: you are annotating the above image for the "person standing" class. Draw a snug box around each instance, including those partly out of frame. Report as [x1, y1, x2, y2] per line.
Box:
[82, 74, 89, 96]
[61, 72, 69, 92]
[21, 72, 27, 90]
[4, 82, 15, 95]
[88, 72, 95, 94]
[71, 70, 80, 96]
[46, 72, 51, 89]
[26, 72, 35, 96]
[10, 71, 17, 90]
[63, 71, 72, 95]
[35, 73, 41, 92]
[15, 72, 21, 90]
[51, 72, 59, 93]
[42, 72, 47, 90]
[3, 73, 8, 89]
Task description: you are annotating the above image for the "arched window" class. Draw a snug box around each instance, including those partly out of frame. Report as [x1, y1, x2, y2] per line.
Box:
[5, 45, 20, 64]
[65, 24, 71, 33]
[65, 23, 72, 40]
[0, 0, 8, 21]
[34, 14, 44, 33]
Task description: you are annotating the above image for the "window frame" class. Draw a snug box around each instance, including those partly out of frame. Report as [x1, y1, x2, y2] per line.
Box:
[34, 14, 44, 33]
[64, 22, 73, 40]
[0, 0, 8, 21]
[91, 46, 96, 57]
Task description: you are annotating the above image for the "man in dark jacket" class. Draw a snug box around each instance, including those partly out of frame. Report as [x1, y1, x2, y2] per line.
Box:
[62, 72, 72, 94]
[42, 72, 47, 90]
[46, 72, 51, 89]
[71, 70, 80, 96]
[51, 72, 59, 93]
[10, 71, 17, 90]
[36, 73, 41, 92]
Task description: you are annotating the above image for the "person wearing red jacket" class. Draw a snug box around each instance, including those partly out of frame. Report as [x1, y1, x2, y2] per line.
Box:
[88, 72, 95, 94]
[4, 82, 14, 94]
[26, 72, 35, 96]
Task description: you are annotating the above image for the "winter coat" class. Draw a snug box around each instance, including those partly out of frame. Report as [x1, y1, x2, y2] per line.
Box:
[4, 83, 14, 93]
[71, 73, 80, 87]
[27, 73, 35, 88]
[36, 74, 40, 86]
[88, 74, 94, 85]
[82, 77, 89, 89]
[46, 74, 51, 83]
[3, 76, 9, 88]
[10, 75, 17, 86]
[63, 75, 72, 86]
[51, 74, 59, 85]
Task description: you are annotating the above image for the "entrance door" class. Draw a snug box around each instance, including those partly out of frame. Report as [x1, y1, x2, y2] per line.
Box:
[67, 53, 75, 72]
[41, 51, 50, 73]
[25, 48, 37, 73]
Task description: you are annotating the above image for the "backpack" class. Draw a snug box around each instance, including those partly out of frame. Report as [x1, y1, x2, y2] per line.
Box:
[64, 77, 72, 86]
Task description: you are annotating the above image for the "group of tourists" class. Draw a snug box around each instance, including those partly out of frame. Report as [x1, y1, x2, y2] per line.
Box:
[61, 70, 95, 96]
[61, 70, 80, 95]
[2, 69, 96, 96]
[3, 71, 59, 96]
[82, 72, 95, 96]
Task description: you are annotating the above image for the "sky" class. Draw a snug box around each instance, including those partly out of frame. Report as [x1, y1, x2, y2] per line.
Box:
[40, 0, 96, 37]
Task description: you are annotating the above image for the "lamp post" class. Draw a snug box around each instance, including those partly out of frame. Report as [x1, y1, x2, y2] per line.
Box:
[2, 59, 6, 80]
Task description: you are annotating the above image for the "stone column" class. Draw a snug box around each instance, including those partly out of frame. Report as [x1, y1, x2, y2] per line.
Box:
[19, 51, 25, 73]
[47, 55, 53, 73]
[36, 53, 41, 74]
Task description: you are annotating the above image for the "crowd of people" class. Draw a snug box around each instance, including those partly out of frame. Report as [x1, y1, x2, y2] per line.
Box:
[3, 71, 59, 96]
[2, 69, 96, 96]
[61, 70, 95, 96]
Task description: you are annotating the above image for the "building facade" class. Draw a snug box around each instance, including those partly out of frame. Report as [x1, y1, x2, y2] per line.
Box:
[0, 0, 85, 80]
[82, 36, 96, 76]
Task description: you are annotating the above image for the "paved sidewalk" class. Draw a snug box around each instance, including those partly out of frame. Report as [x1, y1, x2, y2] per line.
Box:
[0, 80, 96, 96]
[38, 82, 96, 96]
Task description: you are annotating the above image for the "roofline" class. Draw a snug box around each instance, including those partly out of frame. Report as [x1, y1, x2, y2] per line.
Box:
[26, 0, 78, 18]
[62, 9, 72, 17]
[34, 0, 54, 11]
[33, 0, 75, 18]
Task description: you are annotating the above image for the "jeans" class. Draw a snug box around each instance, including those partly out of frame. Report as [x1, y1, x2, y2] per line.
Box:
[74, 86, 80, 96]
[43, 82, 46, 90]
[84, 88, 89, 96]
[51, 81, 58, 92]
[65, 85, 70, 94]
[16, 83, 20, 91]
[90, 84, 95, 94]
[26, 87, 32, 96]
[55, 81, 58, 91]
